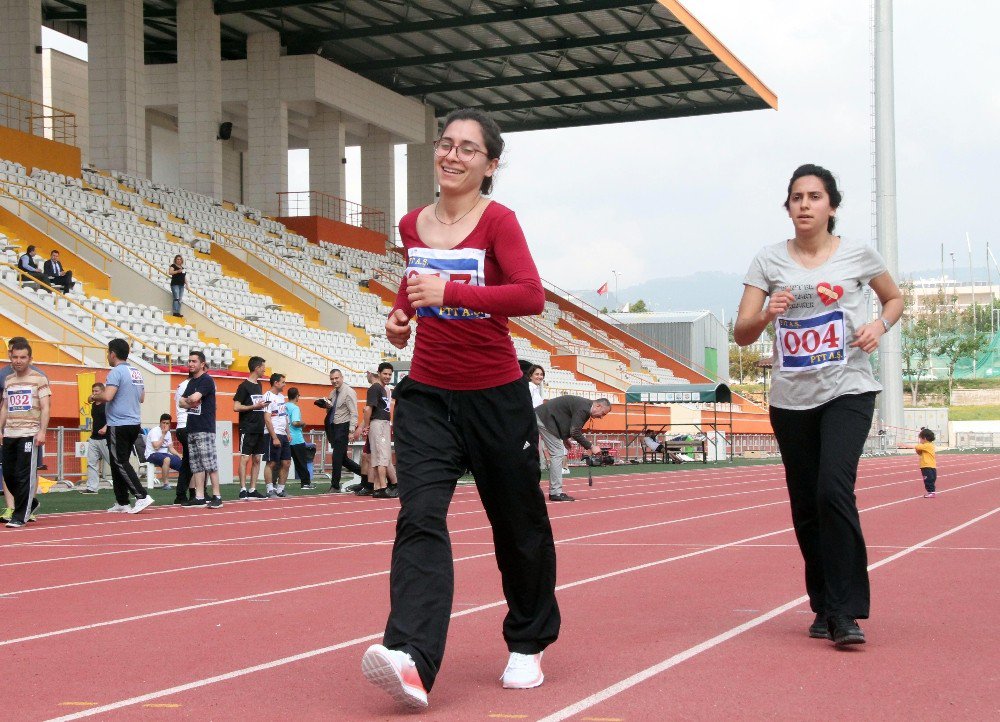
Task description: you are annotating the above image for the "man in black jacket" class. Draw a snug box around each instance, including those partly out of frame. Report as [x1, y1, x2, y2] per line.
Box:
[42, 250, 73, 293]
[535, 395, 611, 501]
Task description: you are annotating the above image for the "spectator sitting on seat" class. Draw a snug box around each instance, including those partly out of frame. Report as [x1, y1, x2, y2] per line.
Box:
[145, 413, 182, 489]
[17, 245, 45, 285]
[643, 429, 682, 464]
[43, 250, 74, 293]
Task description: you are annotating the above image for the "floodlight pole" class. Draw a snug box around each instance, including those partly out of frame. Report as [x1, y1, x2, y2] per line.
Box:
[874, 0, 905, 439]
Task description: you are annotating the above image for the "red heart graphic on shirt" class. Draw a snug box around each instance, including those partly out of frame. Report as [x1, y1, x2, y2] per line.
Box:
[816, 282, 844, 306]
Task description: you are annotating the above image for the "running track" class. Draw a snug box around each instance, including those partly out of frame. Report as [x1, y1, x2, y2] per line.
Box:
[2, 455, 998, 721]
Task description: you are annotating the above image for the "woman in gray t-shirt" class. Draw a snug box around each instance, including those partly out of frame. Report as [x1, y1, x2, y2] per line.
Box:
[734, 164, 903, 647]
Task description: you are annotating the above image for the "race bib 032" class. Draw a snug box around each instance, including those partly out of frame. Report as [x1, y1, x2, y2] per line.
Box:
[6, 387, 33, 413]
[406, 248, 489, 320]
[777, 310, 847, 372]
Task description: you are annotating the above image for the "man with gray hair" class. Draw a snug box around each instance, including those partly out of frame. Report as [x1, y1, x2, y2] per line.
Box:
[535, 395, 611, 501]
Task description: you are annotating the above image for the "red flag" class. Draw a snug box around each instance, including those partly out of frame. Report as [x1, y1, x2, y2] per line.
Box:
[597, 282, 608, 296]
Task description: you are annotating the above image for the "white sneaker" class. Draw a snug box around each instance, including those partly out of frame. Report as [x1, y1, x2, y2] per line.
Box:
[107, 504, 130, 513]
[562, 467, 571, 475]
[501, 652, 544, 689]
[361, 644, 428, 709]
[128, 496, 155, 514]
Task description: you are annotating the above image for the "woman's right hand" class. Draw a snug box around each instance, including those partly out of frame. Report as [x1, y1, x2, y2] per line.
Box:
[765, 289, 795, 321]
[386, 309, 413, 349]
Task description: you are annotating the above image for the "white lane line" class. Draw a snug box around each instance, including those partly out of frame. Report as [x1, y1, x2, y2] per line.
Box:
[4, 467, 987, 598]
[16, 454, 987, 551]
[38, 482, 998, 721]
[536, 504, 1000, 722]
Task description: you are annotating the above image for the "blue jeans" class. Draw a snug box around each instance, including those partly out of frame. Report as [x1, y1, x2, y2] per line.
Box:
[171, 284, 184, 314]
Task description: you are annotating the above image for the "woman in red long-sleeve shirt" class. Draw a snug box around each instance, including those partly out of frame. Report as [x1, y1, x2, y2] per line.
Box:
[361, 109, 560, 710]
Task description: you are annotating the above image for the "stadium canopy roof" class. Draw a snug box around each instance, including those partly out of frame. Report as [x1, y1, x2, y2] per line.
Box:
[42, 0, 776, 133]
[625, 382, 732, 404]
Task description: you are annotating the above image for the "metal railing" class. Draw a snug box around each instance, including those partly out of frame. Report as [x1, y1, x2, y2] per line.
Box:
[277, 191, 386, 236]
[0, 90, 77, 146]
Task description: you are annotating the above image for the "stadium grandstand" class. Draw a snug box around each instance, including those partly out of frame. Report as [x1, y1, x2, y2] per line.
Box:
[0, 0, 778, 479]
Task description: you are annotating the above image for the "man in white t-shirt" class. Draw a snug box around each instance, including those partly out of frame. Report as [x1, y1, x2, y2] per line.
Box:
[145, 413, 182, 489]
[263, 373, 291, 498]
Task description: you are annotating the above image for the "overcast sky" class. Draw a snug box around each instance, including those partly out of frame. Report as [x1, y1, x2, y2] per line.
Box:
[47, 2, 999, 296]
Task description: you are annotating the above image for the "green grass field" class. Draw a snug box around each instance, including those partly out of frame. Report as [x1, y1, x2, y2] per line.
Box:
[946, 405, 1000, 421]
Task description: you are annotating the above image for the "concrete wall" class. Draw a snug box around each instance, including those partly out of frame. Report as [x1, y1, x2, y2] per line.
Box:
[44, 49, 89, 163]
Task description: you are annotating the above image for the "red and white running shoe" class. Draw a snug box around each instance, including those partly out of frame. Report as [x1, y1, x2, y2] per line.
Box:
[501, 652, 544, 689]
[361, 644, 428, 709]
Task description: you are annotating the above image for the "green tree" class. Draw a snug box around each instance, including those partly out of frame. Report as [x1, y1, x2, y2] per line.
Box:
[729, 344, 764, 384]
[935, 318, 990, 400]
[630, 298, 648, 313]
[901, 317, 933, 404]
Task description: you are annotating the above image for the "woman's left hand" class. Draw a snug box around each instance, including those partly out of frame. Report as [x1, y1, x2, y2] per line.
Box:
[850, 321, 886, 354]
[407, 274, 447, 308]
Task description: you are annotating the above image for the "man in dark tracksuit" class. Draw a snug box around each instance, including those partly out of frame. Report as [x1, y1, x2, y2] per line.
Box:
[535, 395, 612, 501]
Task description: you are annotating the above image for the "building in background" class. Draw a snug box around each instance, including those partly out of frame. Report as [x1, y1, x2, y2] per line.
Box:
[608, 311, 729, 382]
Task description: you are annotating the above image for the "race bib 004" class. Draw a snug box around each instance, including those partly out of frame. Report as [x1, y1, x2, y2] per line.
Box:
[406, 248, 488, 320]
[777, 310, 847, 372]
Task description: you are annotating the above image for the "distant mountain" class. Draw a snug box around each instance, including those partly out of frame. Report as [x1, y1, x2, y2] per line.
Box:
[572, 271, 745, 322]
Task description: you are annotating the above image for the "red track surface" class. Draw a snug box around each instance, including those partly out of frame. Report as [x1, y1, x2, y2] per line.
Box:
[3, 455, 998, 721]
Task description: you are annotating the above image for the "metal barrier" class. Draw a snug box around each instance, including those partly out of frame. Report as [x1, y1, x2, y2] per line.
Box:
[276, 191, 386, 235]
[0, 89, 77, 145]
[954, 432, 1000, 450]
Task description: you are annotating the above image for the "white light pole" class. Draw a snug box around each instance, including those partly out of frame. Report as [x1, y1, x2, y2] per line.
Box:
[611, 269, 621, 311]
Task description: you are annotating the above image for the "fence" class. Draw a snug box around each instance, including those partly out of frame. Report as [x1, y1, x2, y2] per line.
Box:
[0, 90, 77, 145]
[276, 191, 386, 235]
[954, 432, 1000, 450]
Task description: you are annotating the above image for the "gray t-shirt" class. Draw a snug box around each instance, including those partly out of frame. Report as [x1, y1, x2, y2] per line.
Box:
[743, 239, 887, 410]
[105, 362, 144, 425]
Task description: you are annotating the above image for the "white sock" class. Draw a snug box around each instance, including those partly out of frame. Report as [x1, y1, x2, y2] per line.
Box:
[277, 484, 285, 493]
[266, 483, 274, 493]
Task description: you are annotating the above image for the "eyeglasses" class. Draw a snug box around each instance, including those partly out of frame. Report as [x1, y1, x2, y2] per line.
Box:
[433, 139, 487, 162]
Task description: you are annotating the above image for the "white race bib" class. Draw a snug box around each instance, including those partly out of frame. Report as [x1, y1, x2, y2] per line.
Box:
[406, 248, 488, 320]
[777, 310, 847, 372]
[129, 367, 144, 386]
[6, 386, 33, 412]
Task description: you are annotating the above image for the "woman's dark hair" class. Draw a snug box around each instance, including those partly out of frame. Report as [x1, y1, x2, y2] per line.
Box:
[439, 108, 504, 195]
[174, 254, 183, 263]
[783, 164, 843, 233]
[525, 364, 545, 380]
[918, 428, 936, 442]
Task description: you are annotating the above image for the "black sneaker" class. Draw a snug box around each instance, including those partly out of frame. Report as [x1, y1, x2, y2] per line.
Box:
[549, 493, 576, 502]
[247, 490, 268, 500]
[385, 484, 399, 498]
[371, 488, 390, 499]
[173, 497, 187, 505]
[5, 519, 25, 529]
[342, 483, 358, 493]
[275, 490, 287, 498]
[207, 496, 223, 509]
[238, 489, 249, 500]
[78, 489, 99, 494]
[809, 613, 832, 640]
[828, 615, 866, 646]
[184, 498, 207, 508]
[329, 483, 343, 493]
[354, 485, 374, 497]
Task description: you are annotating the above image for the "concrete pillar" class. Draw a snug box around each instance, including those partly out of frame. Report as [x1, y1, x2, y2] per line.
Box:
[176, 0, 222, 199]
[406, 105, 439, 210]
[0, 0, 43, 107]
[361, 127, 395, 237]
[245, 31, 287, 216]
[87, 0, 146, 175]
[308, 104, 346, 214]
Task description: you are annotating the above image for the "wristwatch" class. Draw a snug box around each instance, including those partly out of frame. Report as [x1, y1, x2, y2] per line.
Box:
[879, 317, 891, 332]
